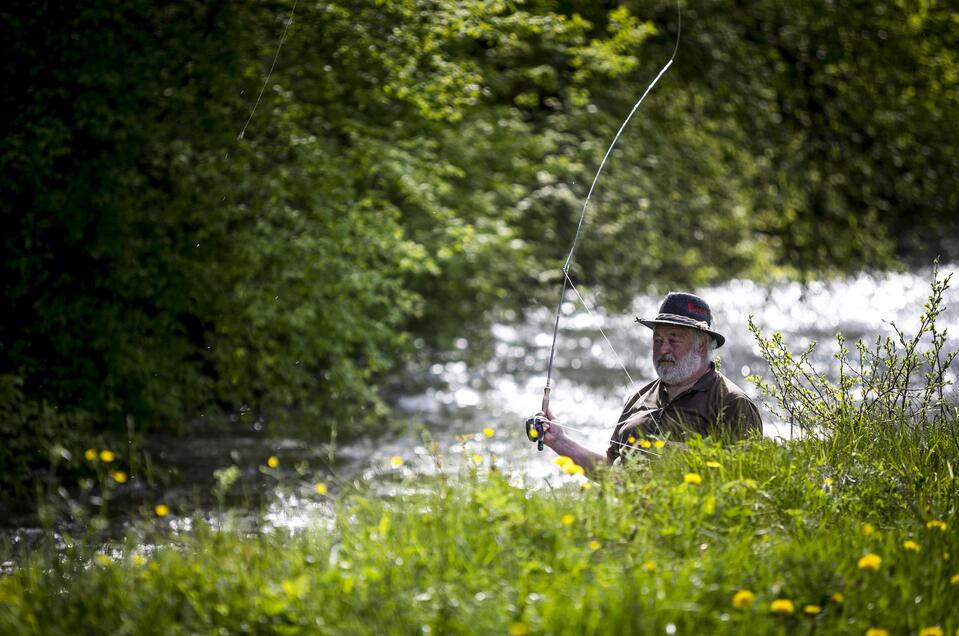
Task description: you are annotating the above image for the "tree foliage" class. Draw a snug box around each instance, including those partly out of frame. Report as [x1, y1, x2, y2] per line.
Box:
[1, 0, 957, 496]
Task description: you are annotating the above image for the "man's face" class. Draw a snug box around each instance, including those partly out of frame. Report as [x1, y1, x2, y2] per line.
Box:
[652, 325, 706, 385]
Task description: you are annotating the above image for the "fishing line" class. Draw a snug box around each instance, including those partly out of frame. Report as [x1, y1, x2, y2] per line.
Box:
[238, 0, 299, 140]
[541, 418, 662, 457]
[541, 3, 682, 415]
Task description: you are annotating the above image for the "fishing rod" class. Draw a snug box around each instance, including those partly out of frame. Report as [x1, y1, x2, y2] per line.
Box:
[527, 3, 681, 454]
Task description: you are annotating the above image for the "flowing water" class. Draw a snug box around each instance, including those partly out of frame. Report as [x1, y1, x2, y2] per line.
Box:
[4, 265, 958, 548]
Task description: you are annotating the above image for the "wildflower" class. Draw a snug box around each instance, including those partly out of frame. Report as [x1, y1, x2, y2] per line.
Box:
[99, 449, 115, 463]
[803, 604, 822, 615]
[131, 554, 147, 567]
[919, 627, 943, 636]
[154, 504, 170, 518]
[563, 463, 585, 476]
[95, 554, 112, 566]
[314, 482, 328, 496]
[862, 522, 875, 535]
[642, 560, 656, 572]
[903, 540, 921, 552]
[857, 553, 881, 571]
[865, 629, 889, 636]
[830, 592, 845, 604]
[640, 439, 652, 449]
[580, 481, 592, 490]
[684, 472, 702, 485]
[944, 552, 950, 561]
[561, 514, 575, 525]
[483, 427, 494, 438]
[509, 623, 529, 636]
[654, 440, 665, 448]
[926, 519, 947, 532]
[950, 573, 959, 585]
[553, 456, 572, 467]
[770, 599, 794, 614]
[390, 456, 404, 467]
[589, 540, 601, 551]
[823, 477, 833, 486]
[627, 436, 637, 445]
[472, 454, 483, 464]
[705, 460, 721, 468]
[84, 448, 97, 461]
[111, 471, 128, 484]
[732, 590, 755, 608]
[267, 455, 279, 469]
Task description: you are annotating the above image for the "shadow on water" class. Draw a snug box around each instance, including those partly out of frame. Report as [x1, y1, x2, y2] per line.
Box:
[3, 265, 957, 547]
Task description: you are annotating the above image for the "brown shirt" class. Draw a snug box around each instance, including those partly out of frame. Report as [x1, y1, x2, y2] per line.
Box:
[607, 363, 762, 463]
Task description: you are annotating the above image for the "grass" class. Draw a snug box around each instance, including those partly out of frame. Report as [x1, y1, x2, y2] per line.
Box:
[0, 421, 956, 635]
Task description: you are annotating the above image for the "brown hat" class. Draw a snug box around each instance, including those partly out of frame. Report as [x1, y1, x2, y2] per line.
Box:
[635, 292, 725, 348]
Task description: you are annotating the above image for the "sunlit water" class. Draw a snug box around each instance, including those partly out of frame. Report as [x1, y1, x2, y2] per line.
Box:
[4, 266, 958, 550]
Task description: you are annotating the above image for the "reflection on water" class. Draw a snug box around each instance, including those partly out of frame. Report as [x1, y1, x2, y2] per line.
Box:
[391, 264, 959, 482]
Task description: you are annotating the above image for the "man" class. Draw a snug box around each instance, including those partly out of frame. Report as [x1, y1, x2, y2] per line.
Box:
[538, 292, 762, 472]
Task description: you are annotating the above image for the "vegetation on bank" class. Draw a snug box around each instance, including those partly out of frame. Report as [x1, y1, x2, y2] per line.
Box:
[1, 270, 956, 634]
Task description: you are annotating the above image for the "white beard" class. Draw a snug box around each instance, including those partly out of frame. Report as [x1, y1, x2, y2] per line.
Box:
[654, 348, 704, 385]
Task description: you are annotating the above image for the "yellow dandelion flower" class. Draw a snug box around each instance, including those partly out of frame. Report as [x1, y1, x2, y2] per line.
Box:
[803, 604, 822, 615]
[154, 504, 170, 518]
[508, 623, 529, 636]
[926, 519, 947, 531]
[99, 450, 115, 463]
[483, 427, 494, 438]
[314, 482, 328, 496]
[654, 440, 666, 448]
[563, 463, 585, 476]
[84, 448, 97, 461]
[111, 471, 128, 484]
[944, 552, 950, 561]
[903, 539, 921, 552]
[862, 522, 875, 535]
[553, 456, 572, 467]
[732, 590, 755, 608]
[589, 540, 601, 551]
[390, 456, 404, 467]
[627, 436, 637, 445]
[705, 460, 721, 468]
[561, 514, 575, 525]
[950, 573, 959, 585]
[919, 627, 944, 636]
[830, 592, 845, 604]
[94, 554, 112, 566]
[642, 560, 656, 572]
[769, 599, 794, 614]
[823, 477, 833, 486]
[580, 481, 592, 490]
[857, 553, 881, 571]
[266, 455, 279, 469]
[640, 439, 652, 449]
[865, 629, 889, 636]
[684, 472, 702, 485]
[472, 454, 483, 464]
[131, 554, 147, 567]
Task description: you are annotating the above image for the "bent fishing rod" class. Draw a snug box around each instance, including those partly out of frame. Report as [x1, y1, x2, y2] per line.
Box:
[526, 4, 681, 454]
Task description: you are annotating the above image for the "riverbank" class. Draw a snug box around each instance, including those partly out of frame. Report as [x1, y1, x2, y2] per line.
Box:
[2, 415, 956, 634]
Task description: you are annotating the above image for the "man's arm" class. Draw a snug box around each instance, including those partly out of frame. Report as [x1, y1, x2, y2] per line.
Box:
[538, 410, 609, 474]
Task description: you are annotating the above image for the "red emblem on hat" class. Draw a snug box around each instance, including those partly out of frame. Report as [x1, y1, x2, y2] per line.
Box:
[687, 301, 707, 316]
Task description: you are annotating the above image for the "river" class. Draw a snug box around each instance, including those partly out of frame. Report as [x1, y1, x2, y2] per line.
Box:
[4, 265, 957, 546]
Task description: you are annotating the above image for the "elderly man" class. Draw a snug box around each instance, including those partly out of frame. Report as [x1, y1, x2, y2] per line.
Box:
[538, 292, 762, 472]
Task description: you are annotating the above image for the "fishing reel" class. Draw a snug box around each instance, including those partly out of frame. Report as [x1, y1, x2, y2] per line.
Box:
[525, 414, 550, 451]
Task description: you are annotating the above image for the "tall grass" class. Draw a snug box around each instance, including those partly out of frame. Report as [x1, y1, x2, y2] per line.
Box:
[1, 270, 956, 634]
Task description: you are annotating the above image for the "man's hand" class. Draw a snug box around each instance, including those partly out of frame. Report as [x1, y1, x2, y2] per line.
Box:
[535, 409, 567, 449]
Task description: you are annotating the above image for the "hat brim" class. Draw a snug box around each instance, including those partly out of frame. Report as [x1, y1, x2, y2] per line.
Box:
[636, 317, 726, 349]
